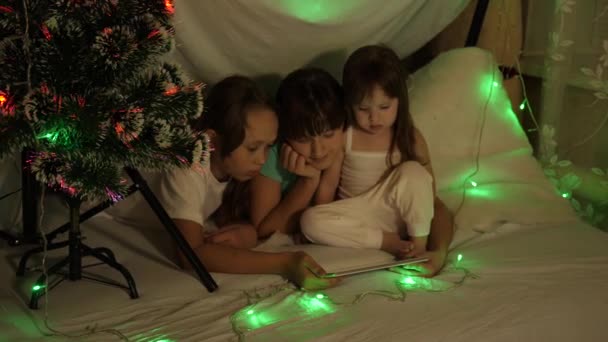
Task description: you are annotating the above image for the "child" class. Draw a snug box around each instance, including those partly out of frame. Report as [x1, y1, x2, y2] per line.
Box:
[301, 45, 435, 257]
[159, 75, 338, 290]
[250, 68, 346, 240]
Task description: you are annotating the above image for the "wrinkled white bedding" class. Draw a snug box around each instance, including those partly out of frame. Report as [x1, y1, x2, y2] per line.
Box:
[1, 203, 607, 341]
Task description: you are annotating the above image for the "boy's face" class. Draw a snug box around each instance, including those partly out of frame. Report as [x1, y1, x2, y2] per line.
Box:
[286, 126, 344, 171]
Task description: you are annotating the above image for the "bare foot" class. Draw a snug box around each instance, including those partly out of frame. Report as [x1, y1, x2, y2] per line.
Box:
[381, 232, 414, 257]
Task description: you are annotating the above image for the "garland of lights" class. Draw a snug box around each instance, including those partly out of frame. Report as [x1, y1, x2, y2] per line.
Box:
[6, 2, 550, 341]
[229, 258, 477, 340]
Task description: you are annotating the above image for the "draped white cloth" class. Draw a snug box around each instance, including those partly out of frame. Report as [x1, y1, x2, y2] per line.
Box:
[521, 1, 608, 228]
[0, 0, 471, 235]
[172, 0, 470, 84]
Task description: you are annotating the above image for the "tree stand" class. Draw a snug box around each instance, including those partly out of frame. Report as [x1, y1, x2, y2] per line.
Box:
[18, 167, 218, 310]
[27, 196, 138, 309]
[0, 149, 41, 246]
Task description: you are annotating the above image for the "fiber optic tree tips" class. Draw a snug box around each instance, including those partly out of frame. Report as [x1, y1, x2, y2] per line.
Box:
[0, 0, 208, 202]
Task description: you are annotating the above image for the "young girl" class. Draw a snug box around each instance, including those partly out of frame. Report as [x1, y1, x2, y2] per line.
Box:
[159, 75, 338, 290]
[250, 68, 347, 240]
[300, 45, 436, 257]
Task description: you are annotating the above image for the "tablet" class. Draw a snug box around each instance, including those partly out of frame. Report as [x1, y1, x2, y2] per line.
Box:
[317, 257, 428, 278]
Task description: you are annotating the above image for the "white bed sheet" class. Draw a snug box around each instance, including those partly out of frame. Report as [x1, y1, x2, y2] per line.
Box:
[1, 198, 607, 342]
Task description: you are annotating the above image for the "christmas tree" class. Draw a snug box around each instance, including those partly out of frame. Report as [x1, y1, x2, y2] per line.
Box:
[0, 0, 207, 202]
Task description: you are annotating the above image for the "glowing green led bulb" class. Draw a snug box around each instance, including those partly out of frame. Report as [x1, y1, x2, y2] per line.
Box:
[519, 102, 525, 110]
[32, 284, 44, 291]
[247, 309, 254, 315]
[316, 293, 325, 299]
[403, 277, 415, 285]
[492, 81, 499, 87]
[562, 193, 569, 198]
[457, 254, 463, 262]
[471, 181, 478, 187]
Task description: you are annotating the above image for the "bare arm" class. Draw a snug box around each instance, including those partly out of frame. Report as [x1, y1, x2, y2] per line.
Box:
[414, 128, 436, 197]
[250, 174, 319, 238]
[175, 218, 291, 273]
[400, 129, 454, 276]
[173, 219, 339, 289]
[401, 197, 455, 277]
[413, 128, 454, 252]
[427, 197, 454, 255]
[314, 150, 344, 205]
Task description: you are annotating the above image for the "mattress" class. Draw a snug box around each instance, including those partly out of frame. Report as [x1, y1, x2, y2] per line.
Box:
[1, 199, 607, 341]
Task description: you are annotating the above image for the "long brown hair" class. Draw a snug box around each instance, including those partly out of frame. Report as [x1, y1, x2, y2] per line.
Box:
[193, 76, 273, 224]
[342, 45, 419, 170]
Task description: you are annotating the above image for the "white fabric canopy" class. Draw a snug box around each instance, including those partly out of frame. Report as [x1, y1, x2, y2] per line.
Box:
[172, 0, 470, 85]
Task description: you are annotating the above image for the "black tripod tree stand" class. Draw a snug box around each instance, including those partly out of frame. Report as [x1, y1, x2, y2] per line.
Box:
[17, 166, 218, 310]
[0, 150, 41, 246]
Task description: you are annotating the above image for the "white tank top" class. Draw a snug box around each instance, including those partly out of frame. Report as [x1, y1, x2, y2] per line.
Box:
[338, 127, 400, 199]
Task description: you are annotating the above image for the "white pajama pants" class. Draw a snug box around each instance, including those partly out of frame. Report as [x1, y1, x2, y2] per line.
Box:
[300, 161, 434, 249]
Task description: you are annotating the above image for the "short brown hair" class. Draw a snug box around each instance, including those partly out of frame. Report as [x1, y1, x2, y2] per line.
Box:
[276, 68, 346, 141]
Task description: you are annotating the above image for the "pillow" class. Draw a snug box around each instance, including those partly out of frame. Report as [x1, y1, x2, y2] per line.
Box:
[409, 47, 577, 231]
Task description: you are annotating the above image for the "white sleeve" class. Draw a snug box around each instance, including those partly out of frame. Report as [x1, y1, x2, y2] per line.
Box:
[158, 167, 205, 227]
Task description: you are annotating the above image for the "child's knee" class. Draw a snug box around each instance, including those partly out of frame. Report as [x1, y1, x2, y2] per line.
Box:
[300, 208, 323, 242]
[301, 207, 342, 244]
[395, 161, 432, 182]
[383, 161, 433, 196]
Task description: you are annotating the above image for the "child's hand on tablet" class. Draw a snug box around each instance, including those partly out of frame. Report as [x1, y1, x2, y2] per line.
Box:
[406, 235, 428, 257]
[284, 251, 341, 290]
[395, 250, 447, 277]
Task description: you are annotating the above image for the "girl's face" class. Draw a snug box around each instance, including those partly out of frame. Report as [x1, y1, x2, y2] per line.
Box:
[222, 107, 278, 181]
[287, 126, 344, 171]
[353, 85, 398, 136]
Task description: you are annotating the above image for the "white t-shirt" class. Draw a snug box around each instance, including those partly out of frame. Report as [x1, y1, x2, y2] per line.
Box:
[158, 165, 228, 228]
[106, 164, 227, 231]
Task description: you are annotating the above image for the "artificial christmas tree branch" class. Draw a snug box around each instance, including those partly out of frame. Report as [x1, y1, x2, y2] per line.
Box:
[2, 0, 219, 305]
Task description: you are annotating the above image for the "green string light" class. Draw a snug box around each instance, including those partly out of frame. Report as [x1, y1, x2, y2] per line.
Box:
[38, 132, 59, 143]
[402, 277, 416, 285]
[470, 181, 478, 187]
[457, 254, 463, 262]
[32, 284, 44, 292]
[231, 266, 476, 339]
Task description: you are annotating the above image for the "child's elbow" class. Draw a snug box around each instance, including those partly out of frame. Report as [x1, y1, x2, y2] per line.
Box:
[256, 222, 275, 239]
